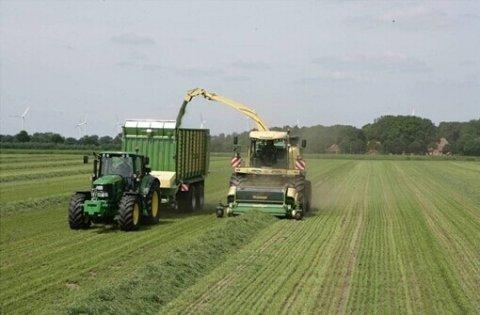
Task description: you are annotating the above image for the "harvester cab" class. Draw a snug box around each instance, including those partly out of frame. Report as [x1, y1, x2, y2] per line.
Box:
[69, 151, 161, 231]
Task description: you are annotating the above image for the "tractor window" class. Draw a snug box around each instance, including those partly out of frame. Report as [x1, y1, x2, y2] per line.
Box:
[134, 156, 142, 174]
[251, 139, 288, 168]
[100, 156, 134, 177]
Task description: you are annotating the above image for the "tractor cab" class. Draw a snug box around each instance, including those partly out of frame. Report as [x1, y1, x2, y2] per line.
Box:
[90, 152, 150, 187]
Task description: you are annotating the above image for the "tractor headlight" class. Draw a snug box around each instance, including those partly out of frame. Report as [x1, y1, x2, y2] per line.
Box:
[96, 185, 104, 191]
[97, 191, 109, 198]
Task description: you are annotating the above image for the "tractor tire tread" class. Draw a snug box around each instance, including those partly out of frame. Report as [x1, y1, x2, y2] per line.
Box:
[68, 193, 90, 229]
[118, 194, 140, 231]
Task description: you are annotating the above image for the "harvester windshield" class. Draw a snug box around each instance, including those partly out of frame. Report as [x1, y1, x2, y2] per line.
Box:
[251, 139, 288, 168]
[99, 155, 134, 177]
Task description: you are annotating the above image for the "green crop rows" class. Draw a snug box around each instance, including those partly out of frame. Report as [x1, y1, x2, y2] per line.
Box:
[0, 153, 479, 314]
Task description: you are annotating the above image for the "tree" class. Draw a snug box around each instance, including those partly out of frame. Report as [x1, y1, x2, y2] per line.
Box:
[79, 135, 99, 146]
[363, 115, 436, 154]
[99, 136, 113, 146]
[51, 133, 65, 144]
[0, 135, 15, 142]
[463, 138, 480, 156]
[15, 130, 31, 142]
[65, 137, 78, 145]
[113, 133, 122, 146]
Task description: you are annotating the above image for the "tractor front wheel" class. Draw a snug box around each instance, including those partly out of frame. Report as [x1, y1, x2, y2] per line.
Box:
[68, 193, 91, 229]
[118, 194, 141, 231]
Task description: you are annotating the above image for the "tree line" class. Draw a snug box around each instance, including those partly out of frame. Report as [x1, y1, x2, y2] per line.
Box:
[1, 116, 479, 155]
[211, 116, 480, 156]
[0, 131, 122, 150]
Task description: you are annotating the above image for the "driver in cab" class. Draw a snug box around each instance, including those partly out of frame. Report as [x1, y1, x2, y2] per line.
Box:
[113, 157, 133, 177]
[260, 140, 277, 166]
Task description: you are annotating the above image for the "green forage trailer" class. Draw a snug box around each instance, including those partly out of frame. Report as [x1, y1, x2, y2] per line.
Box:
[68, 120, 210, 231]
[123, 120, 210, 211]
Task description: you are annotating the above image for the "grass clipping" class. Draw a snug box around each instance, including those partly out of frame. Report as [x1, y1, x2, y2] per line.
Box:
[65, 211, 274, 315]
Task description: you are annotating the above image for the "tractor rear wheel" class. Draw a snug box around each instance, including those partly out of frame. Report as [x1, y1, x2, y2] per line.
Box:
[118, 194, 141, 231]
[178, 185, 197, 212]
[195, 182, 205, 211]
[68, 193, 91, 229]
[145, 181, 161, 224]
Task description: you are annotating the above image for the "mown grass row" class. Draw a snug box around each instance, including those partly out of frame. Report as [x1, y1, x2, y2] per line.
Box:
[65, 211, 275, 315]
[158, 160, 362, 314]
[0, 174, 90, 205]
[159, 160, 479, 314]
[0, 165, 90, 183]
[0, 153, 81, 164]
[305, 153, 480, 161]
[0, 157, 234, 314]
[0, 159, 84, 171]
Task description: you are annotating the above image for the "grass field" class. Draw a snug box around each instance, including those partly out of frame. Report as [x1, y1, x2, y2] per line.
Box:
[0, 153, 479, 314]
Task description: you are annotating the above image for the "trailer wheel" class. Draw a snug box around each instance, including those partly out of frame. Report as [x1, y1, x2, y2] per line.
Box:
[145, 181, 161, 224]
[118, 194, 141, 231]
[195, 182, 205, 211]
[68, 193, 91, 229]
[178, 185, 196, 212]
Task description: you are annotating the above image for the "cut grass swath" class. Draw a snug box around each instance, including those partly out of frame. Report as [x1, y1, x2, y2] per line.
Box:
[64, 211, 274, 314]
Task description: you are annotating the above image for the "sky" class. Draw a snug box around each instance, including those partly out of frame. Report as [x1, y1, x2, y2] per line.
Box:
[0, 1, 479, 137]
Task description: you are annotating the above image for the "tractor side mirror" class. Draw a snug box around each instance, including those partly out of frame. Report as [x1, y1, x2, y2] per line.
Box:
[83, 155, 89, 164]
[144, 156, 150, 165]
[233, 136, 238, 145]
[301, 139, 307, 148]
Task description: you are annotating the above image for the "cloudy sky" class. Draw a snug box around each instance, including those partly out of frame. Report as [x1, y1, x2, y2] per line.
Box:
[1, 1, 479, 137]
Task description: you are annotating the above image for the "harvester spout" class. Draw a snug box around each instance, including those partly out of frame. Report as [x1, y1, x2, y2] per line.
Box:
[176, 88, 270, 131]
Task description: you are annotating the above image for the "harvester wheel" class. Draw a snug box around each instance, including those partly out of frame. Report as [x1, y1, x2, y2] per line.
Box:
[145, 181, 161, 224]
[195, 182, 205, 211]
[294, 175, 308, 213]
[68, 193, 91, 229]
[178, 185, 196, 212]
[118, 194, 141, 231]
[293, 210, 304, 220]
[305, 180, 312, 212]
[216, 207, 224, 218]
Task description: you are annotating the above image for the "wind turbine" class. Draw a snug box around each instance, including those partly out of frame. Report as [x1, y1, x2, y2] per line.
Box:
[200, 114, 206, 129]
[114, 115, 124, 135]
[10, 106, 31, 131]
[76, 114, 88, 138]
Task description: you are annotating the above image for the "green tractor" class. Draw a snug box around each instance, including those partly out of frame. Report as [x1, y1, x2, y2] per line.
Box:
[68, 152, 160, 231]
